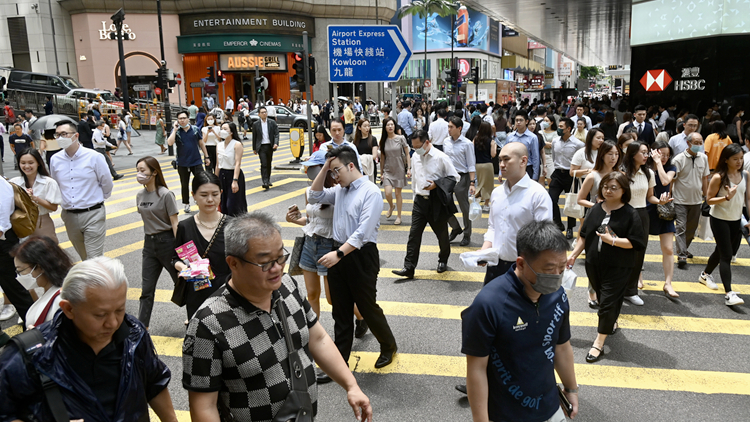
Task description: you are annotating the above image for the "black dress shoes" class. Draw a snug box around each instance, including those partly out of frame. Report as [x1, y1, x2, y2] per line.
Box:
[459, 237, 470, 246]
[113, 174, 124, 181]
[437, 262, 447, 273]
[354, 319, 369, 338]
[585, 346, 604, 363]
[262, 184, 269, 190]
[316, 368, 333, 384]
[392, 268, 414, 279]
[455, 384, 467, 394]
[448, 228, 463, 242]
[374, 346, 397, 369]
[566, 229, 574, 240]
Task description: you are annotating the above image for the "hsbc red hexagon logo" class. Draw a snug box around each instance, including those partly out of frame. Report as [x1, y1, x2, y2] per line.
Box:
[640, 69, 673, 92]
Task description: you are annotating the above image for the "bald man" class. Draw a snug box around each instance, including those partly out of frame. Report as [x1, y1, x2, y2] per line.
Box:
[479, 142, 554, 285]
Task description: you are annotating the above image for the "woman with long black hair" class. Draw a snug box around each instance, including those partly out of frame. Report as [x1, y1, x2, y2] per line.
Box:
[10, 148, 61, 242]
[215, 122, 247, 216]
[700, 143, 749, 306]
[622, 141, 672, 305]
[647, 140, 679, 297]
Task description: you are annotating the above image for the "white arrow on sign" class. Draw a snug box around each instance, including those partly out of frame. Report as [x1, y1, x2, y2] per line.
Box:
[388, 29, 408, 78]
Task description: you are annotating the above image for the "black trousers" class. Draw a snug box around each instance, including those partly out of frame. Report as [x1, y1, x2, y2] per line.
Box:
[178, 164, 204, 205]
[328, 243, 397, 362]
[586, 262, 630, 334]
[448, 172, 472, 238]
[706, 216, 742, 293]
[626, 207, 649, 297]
[483, 259, 515, 285]
[205, 145, 217, 175]
[549, 169, 577, 230]
[139, 231, 179, 327]
[0, 230, 33, 325]
[404, 195, 450, 269]
[258, 144, 274, 186]
[45, 148, 62, 170]
[95, 148, 117, 177]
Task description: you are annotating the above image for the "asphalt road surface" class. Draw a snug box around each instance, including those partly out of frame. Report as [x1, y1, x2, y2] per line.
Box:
[2, 129, 749, 422]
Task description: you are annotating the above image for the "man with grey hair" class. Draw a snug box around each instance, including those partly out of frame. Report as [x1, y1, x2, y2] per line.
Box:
[183, 211, 373, 422]
[672, 132, 709, 269]
[462, 220, 579, 422]
[0, 256, 177, 422]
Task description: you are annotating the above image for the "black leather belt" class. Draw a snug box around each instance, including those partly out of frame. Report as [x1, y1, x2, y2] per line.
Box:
[65, 202, 103, 214]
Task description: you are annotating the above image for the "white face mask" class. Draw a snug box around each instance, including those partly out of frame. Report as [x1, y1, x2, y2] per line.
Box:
[415, 146, 426, 156]
[206, 119, 215, 125]
[57, 136, 75, 149]
[17, 265, 41, 289]
[219, 129, 230, 139]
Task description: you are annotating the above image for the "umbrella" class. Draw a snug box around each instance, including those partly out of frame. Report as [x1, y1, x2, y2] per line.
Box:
[337, 96, 349, 101]
[28, 114, 78, 131]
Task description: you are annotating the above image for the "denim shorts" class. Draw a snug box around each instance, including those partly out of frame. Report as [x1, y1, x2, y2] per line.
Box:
[299, 234, 334, 276]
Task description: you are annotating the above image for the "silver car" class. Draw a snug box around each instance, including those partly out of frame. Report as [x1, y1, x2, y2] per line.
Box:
[246, 105, 315, 130]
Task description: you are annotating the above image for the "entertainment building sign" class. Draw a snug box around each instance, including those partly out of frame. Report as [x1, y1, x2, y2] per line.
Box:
[179, 12, 315, 36]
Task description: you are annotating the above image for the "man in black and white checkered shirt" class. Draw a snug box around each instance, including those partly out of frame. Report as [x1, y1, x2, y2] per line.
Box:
[183, 211, 373, 422]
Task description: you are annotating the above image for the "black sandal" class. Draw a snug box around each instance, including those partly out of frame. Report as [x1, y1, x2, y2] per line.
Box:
[611, 322, 618, 335]
[586, 346, 605, 363]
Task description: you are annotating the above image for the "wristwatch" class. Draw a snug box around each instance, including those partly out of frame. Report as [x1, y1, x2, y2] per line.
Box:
[336, 249, 345, 258]
[233, 178, 239, 181]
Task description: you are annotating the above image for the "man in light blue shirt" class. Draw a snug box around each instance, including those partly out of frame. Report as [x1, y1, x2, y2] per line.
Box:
[444, 116, 476, 246]
[309, 146, 398, 370]
[506, 110, 540, 180]
[668, 114, 700, 155]
[398, 100, 417, 140]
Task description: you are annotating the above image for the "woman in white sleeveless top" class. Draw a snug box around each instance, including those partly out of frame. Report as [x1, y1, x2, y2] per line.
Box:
[215, 122, 247, 216]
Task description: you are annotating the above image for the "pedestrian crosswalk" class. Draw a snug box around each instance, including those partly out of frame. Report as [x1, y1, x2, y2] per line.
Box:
[3, 137, 750, 421]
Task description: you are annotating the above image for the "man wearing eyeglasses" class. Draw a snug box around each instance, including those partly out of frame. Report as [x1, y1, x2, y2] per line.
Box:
[309, 146, 399, 369]
[183, 212, 373, 422]
[668, 114, 701, 156]
[49, 122, 113, 261]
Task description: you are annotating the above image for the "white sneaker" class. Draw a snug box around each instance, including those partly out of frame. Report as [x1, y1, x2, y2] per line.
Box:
[725, 291, 745, 306]
[624, 295, 644, 306]
[0, 305, 16, 321]
[699, 272, 718, 290]
[184, 204, 191, 213]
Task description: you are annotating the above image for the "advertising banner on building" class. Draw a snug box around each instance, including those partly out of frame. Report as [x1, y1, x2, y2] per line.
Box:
[409, 6, 494, 53]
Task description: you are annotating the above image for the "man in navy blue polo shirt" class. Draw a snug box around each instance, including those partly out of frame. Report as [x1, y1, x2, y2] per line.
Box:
[462, 220, 579, 422]
[168, 111, 210, 213]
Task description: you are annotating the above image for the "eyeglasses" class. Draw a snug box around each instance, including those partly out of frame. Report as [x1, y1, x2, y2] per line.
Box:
[53, 132, 74, 138]
[331, 165, 346, 179]
[15, 265, 33, 276]
[234, 249, 290, 272]
[602, 185, 621, 192]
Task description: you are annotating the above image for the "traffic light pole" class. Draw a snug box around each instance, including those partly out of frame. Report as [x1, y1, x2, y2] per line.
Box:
[302, 31, 314, 154]
[156, 0, 173, 156]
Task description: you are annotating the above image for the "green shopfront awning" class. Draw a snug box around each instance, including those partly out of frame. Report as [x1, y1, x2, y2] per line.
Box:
[177, 34, 311, 54]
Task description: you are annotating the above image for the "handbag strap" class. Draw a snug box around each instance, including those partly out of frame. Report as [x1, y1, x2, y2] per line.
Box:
[275, 285, 310, 393]
[201, 215, 225, 259]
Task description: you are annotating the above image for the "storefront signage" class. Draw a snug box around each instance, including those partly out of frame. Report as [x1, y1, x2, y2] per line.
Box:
[640, 69, 673, 92]
[219, 53, 288, 71]
[99, 21, 136, 40]
[674, 67, 705, 91]
[177, 34, 310, 54]
[179, 13, 315, 36]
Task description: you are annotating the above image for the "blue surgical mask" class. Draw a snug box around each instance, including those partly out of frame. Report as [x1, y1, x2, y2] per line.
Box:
[541, 121, 550, 130]
[690, 145, 702, 154]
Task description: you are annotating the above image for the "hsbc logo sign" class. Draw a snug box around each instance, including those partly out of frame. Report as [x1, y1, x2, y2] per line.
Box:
[640, 69, 673, 91]
[640, 68, 705, 92]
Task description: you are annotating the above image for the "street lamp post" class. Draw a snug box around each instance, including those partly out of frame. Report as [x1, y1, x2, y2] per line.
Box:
[111, 9, 130, 115]
[156, 0, 174, 156]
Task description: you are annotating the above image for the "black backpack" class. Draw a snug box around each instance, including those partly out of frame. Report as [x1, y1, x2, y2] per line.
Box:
[8, 329, 69, 422]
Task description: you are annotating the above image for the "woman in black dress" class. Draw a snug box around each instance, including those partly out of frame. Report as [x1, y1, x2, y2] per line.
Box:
[172, 171, 231, 319]
[567, 172, 647, 363]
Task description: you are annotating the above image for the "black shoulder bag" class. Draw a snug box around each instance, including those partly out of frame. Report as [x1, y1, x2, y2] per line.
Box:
[272, 295, 314, 422]
[9, 329, 70, 422]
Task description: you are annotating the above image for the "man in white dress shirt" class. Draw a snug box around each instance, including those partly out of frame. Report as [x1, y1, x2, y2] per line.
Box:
[481, 142, 553, 284]
[428, 108, 449, 151]
[570, 104, 592, 131]
[392, 131, 460, 278]
[49, 122, 114, 260]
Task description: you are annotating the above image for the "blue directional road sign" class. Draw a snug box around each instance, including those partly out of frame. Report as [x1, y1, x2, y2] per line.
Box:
[328, 25, 412, 83]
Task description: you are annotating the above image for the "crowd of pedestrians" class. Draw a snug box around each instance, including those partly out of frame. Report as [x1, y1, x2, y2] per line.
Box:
[0, 93, 749, 422]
